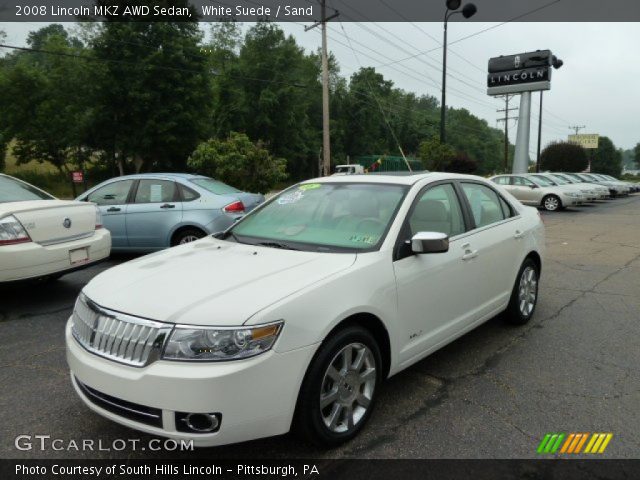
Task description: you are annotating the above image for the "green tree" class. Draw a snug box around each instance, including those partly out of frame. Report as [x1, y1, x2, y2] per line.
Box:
[87, 4, 212, 174]
[0, 25, 90, 179]
[633, 143, 640, 168]
[540, 141, 589, 172]
[591, 136, 622, 176]
[419, 137, 455, 171]
[187, 132, 287, 193]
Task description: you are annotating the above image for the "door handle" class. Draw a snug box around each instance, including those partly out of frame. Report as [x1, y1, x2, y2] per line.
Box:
[514, 230, 524, 239]
[160, 203, 175, 209]
[462, 249, 479, 261]
[106, 207, 121, 212]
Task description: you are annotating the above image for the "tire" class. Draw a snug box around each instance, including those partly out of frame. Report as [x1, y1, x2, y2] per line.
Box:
[171, 228, 206, 246]
[504, 258, 539, 325]
[542, 194, 561, 211]
[294, 325, 383, 448]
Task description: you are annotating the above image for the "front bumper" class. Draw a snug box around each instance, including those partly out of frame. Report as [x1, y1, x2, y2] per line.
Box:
[66, 320, 318, 447]
[0, 229, 111, 282]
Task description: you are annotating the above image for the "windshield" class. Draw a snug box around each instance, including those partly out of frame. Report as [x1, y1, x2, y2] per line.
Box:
[230, 182, 407, 252]
[548, 175, 569, 185]
[191, 177, 241, 195]
[529, 175, 554, 187]
[0, 175, 54, 203]
[581, 174, 600, 182]
[335, 166, 352, 173]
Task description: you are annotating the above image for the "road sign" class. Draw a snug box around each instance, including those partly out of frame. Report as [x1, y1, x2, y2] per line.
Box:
[568, 134, 599, 149]
[71, 171, 84, 183]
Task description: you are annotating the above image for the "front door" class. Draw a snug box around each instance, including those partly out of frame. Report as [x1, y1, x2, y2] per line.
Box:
[393, 182, 476, 366]
[86, 179, 135, 248]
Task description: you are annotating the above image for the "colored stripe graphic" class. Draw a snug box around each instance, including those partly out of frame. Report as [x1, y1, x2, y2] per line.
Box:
[539, 433, 612, 454]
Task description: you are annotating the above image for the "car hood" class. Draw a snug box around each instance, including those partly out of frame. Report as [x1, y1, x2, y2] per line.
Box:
[83, 237, 357, 326]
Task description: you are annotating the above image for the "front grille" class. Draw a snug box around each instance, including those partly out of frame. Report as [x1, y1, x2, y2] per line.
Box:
[76, 378, 163, 428]
[72, 294, 173, 367]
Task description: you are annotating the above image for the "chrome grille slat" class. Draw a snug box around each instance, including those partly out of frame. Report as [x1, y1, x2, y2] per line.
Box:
[71, 295, 172, 367]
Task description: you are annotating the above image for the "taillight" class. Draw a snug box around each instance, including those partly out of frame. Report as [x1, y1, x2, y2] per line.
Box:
[223, 201, 245, 213]
[94, 206, 103, 229]
[0, 215, 32, 245]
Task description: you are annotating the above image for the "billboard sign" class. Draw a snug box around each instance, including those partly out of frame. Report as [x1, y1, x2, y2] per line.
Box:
[568, 134, 599, 149]
[487, 50, 555, 96]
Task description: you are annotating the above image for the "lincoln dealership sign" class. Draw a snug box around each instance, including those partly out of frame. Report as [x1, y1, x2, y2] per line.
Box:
[487, 50, 556, 96]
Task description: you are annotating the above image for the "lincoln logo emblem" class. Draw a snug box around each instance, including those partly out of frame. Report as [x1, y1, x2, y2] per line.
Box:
[63, 218, 72, 229]
[514, 55, 521, 68]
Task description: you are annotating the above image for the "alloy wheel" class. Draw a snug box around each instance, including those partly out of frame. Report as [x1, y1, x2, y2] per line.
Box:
[544, 196, 559, 211]
[320, 342, 376, 434]
[179, 235, 201, 244]
[518, 266, 538, 317]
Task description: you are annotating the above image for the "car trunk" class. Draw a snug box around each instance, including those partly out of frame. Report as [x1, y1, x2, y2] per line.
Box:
[236, 192, 265, 212]
[11, 200, 96, 244]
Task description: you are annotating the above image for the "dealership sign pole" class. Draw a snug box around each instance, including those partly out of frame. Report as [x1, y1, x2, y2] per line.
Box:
[487, 50, 563, 174]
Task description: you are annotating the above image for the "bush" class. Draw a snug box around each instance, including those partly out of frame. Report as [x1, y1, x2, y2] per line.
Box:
[418, 137, 455, 171]
[187, 132, 287, 193]
[540, 142, 589, 172]
[444, 152, 478, 173]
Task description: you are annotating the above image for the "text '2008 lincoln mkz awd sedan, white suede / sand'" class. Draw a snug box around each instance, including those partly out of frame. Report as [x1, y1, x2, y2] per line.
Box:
[66, 172, 545, 448]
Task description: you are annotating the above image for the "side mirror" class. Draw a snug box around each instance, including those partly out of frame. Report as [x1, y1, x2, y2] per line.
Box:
[530, 184, 539, 189]
[411, 232, 449, 254]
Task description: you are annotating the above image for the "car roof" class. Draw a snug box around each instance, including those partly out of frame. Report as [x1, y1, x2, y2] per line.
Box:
[110, 173, 203, 180]
[301, 171, 487, 186]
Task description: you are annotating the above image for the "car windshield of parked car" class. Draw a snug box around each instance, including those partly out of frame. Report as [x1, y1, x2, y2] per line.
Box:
[230, 183, 407, 252]
[529, 176, 554, 187]
[0, 176, 54, 203]
[553, 174, 575, 184]
[191, 177, 241, 195]
[548, 175, 569, 185]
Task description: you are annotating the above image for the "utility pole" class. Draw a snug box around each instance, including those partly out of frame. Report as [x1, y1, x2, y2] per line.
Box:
[568, 125, 586, 135]
[306, 1, 339, 176]
[535, 91, 543, 172]
[496, 94, 518, 172]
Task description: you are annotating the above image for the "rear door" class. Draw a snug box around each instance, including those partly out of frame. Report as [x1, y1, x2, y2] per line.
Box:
[126, 179, 183, 248]
[458, 181, 523, 316]
[86, 179, 135, 248]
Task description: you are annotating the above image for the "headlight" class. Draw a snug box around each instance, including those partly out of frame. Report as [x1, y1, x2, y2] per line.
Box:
[566, 192, 579, 197]
[162, 321, 283, 361]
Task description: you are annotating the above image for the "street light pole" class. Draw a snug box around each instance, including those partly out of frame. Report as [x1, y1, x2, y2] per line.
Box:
[536, 91, 543, 172]
[440, 0, 477, 145]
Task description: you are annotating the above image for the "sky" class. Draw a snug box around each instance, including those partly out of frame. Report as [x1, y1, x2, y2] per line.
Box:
[2, 21, 639, 153]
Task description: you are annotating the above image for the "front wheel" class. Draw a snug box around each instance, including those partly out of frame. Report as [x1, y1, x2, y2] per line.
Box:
[294, 326, 382, 448]
[542, 195, 562, 211]
[504, 258, 539, 325]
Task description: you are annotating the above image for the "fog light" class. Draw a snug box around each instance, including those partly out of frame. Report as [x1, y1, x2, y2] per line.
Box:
[176, 412, 221, 433]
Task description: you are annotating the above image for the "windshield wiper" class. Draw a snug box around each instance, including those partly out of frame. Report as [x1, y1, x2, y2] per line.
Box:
[256, 241, 299, 251]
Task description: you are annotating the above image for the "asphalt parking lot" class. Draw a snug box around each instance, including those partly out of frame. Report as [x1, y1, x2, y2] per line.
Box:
[1, 195, 639, 460]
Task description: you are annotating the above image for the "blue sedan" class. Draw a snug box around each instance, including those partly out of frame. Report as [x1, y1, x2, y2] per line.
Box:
[77, 173, 264, 251]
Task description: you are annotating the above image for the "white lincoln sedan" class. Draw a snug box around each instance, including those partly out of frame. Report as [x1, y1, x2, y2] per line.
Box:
[0, 174, 111, 282]
[66, 173, 544, 447]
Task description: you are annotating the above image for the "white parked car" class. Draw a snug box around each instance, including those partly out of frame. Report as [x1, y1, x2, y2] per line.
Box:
[524, 173, 591, 203]
[332, 164, 365, 175]
[66, 173, 544, 447]
[548, 173, 609, 200]
[490, 174, 581, 211]
[0, 174, 111, 282]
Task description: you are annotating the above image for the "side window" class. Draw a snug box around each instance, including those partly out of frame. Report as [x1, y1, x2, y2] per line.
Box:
[493, 176, 510, 186]
[178, 184, 200, 202]
[408, 184, 465, 237]
[87, 180, 134, 206]
[513, 176, 534, 187]
[134, 180, 178, 204]
[461, 183, 507, 229]
[499, 196, 514, 218]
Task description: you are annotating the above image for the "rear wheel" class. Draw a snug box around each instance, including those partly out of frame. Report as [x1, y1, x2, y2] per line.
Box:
[295, 326, 382, 447]
[542, 195, 561, 211]
[504, 258, 539, 325]
[171, 228, 206, 246]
